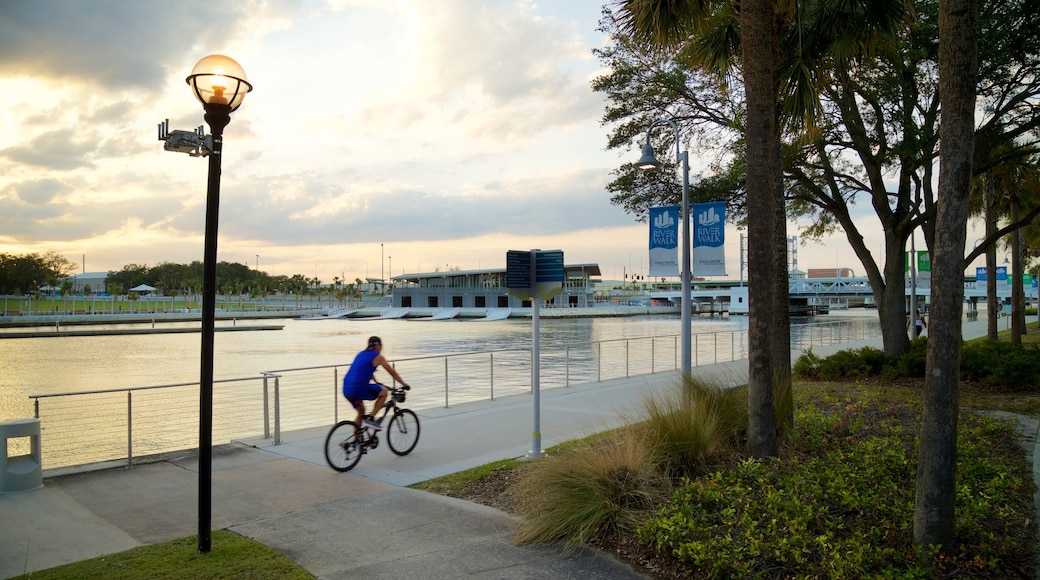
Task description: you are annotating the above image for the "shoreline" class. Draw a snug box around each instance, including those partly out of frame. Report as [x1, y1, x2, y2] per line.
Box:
[0, 304, 688, 330]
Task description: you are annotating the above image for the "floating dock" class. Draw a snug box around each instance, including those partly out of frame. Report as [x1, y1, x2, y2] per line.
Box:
[0, 325, 284, 339]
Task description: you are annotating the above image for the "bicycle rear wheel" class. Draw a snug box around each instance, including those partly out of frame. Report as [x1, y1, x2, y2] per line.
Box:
[324, 421, 363, 472]
[386, 409, 420, 456]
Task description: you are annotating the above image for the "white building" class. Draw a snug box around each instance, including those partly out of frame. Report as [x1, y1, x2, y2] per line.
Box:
[390, 264, 601, 309]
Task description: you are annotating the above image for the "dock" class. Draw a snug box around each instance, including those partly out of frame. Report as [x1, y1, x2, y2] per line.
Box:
[0, 325, 284, 339]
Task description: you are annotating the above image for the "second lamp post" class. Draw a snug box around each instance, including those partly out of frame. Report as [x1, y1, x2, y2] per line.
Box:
[636, 119, 691, 376]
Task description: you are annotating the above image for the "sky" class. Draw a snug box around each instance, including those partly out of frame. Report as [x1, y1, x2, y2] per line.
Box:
[0, 0, 947, 285]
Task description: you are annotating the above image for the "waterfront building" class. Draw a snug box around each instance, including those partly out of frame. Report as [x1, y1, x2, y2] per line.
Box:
[389, 264, 601, 309]
[63, 272, 109, 294]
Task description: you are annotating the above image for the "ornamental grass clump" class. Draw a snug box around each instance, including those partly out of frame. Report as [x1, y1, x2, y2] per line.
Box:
[512, 431, 669, 548]
[636, 374, 747, 475]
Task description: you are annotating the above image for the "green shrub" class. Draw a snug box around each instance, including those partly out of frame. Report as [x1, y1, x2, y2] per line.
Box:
[960, 340, 1040, 390]
[857, 346, 895, 375]
[793, 349, 821, 379]
[512, 432, 669, 548]
[640, 406, 1035, 577]
[801, 338, 1036, 390]
[895, 337, 929, 377]
[818, 348, 872, 380]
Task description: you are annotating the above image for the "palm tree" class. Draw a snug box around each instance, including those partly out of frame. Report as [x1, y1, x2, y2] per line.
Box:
[914, 0, 978, 552]
[615, 0, 911, 454]
[967, 143, 1040, 340]
[614, 0, 790, 457]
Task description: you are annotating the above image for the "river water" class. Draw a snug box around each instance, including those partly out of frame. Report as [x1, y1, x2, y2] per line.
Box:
[0, 311, 896, 423]
[0, 315, 705, 419]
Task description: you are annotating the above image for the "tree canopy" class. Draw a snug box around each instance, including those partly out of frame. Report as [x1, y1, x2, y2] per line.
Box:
[0, 251, 75, 294]
[594, 0, 1040, 356]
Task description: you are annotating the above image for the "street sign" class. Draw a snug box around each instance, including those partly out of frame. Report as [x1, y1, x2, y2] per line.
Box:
[534, 250, 564, 299]
[506, 250, 532, 299]
[506, 249, 564, 300]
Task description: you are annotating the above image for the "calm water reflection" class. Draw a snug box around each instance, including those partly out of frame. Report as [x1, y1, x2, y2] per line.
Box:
[0, 312, 887, 422]
[0, 315, 739, 419]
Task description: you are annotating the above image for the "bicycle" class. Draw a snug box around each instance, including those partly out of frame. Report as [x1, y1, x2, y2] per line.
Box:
[324, 383, 420, 472]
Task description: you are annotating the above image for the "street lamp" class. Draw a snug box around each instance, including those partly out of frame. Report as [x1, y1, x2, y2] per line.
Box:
[636, 119, 691, 376]
[186, 54, 252, 554]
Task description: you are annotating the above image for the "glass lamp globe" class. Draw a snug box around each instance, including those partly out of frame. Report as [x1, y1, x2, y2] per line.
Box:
[186, 54, 253, 111]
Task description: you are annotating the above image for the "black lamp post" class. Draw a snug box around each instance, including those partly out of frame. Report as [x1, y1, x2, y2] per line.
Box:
[185, 54, 252, 554]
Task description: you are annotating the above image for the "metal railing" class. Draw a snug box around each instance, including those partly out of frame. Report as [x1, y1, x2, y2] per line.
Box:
[29, 376, 267, 470]
[28, 318, 881, 470]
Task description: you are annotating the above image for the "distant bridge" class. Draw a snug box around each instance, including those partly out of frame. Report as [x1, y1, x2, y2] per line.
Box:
[650, 276, 1038, 315]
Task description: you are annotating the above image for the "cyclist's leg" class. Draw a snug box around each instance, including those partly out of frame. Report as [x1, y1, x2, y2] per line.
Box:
[350, 383, 385, 428]
[371, 384, 389, 421]
[347, 397, 365, 427]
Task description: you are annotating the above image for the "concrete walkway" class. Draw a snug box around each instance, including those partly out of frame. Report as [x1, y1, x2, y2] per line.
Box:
[2, 318, 1034, 579]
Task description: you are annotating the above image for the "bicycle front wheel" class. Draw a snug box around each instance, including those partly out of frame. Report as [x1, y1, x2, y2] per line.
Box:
[324, 421, 363, 472]
[387, 409, 420, 456]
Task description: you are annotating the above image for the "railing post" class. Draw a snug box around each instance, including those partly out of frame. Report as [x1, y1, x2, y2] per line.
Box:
[597, 342, 602, 382]
[565, 346, 570, 387]
[274, 377, 281, 445]
[262, 375, 270, 439]
[127, 391, 133, 469]
[333, 368, 340, 424]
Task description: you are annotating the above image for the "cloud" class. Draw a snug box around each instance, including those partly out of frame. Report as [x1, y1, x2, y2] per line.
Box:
[0, 2, 246, 90]
[1, 130, 100, 171]
[13, 179, 69, 205]
[203, 166, 625, 247]
[349, 0, 602, 141]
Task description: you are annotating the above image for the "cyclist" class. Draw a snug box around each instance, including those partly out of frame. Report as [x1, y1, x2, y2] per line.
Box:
[342, 336, 409, 431]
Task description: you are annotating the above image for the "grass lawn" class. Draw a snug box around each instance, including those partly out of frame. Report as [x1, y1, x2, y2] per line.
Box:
[8, 530, 311, 580]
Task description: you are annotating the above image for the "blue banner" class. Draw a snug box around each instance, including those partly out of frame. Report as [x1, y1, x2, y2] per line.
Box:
[648, 206, 679, 277]
[693, 202, 726, 276]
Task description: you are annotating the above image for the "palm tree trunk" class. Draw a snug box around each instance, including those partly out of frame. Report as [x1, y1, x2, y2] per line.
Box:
[985, 179, 998, 339]
[914, 0, 977, 553]
[1011, 195, 1025, 342]
[740, 0, 781, 459]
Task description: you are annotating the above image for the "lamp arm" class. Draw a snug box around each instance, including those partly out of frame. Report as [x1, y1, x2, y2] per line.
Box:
[644, 118, 682, 162]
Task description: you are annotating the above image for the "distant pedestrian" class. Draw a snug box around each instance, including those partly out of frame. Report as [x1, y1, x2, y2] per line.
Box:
[911, 311, 926, 337]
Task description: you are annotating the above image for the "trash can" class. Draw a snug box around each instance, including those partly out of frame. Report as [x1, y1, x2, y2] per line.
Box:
[0, 418, 43, 493]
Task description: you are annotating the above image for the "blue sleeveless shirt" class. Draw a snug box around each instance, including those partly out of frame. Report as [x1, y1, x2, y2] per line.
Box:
[342, 349, 379, 396]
